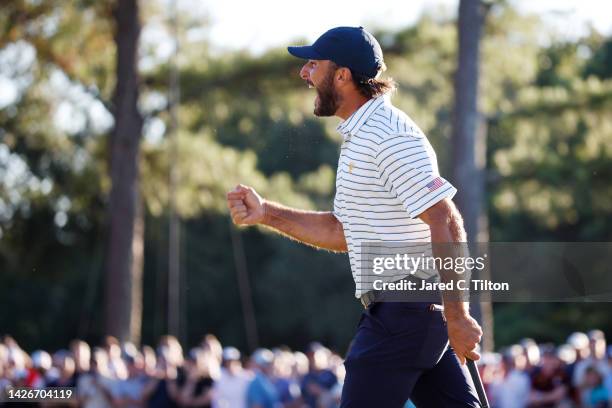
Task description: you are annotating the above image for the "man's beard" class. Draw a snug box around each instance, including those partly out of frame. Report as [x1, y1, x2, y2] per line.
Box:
[313, 70, 340, 117]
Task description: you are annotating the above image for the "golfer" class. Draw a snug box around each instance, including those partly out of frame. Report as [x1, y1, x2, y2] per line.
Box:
[227, 26, 482, 407]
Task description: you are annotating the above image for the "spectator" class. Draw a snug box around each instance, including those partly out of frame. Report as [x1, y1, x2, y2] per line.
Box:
[213, 346, 252, 408]
[27, 350, 51, 388]
[573, 330, 609, 404]
[568, 332, 591, 376]
[300, 343, 337, 408]
[47, 351, 77, 388]
[158, 336, 182, 365]
[142, 345, 158, 377]
[4, 329, 612, 408]
[0, 342, 6, 365]
[103, 336, 128, 381]
[566, 331, 590, 404]
[604, 346, 612, 405]
[582, 366, 609, 408]
[201, 335, 223, 366]
[520, 338, 541, 374]
[555, 343, 579, 404]
[479, 352, 504, 403]
[557, 344, 577, 367]
[493, 345, 531, 408]
[271, 349, 301, 407]
[528, 346, 570, 407]
[113, 352, 149, 408]
[147, 335, 186, 407]
[70, 340, 91, 380]
[291, 352, 309, 381]
[246, 349, 281, 408]
[318, 353, 345, 408]
[77, 348, 114, 408]
[142, 355, 180, 408]
[0, 354, 11, 403]
[44, 352, 78, 408]
[6, 342, 28, 388]
[175, 348, 216, 408]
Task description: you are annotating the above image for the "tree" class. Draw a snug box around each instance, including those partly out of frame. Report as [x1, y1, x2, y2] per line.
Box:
[2, 0, 611, 352]
[453, 0, 486, 252]
[104, 0, 144, 343]
[451, 0, 494, 350]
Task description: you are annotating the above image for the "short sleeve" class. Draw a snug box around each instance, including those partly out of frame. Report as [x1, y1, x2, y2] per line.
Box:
[375, 134, 457, 218]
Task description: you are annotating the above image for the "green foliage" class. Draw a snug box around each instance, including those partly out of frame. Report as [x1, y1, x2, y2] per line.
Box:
[583, 37, 612, 80]
[1, 1, 611, 351]
[494, 303, 612, 348]
[489, 79, 612, 239]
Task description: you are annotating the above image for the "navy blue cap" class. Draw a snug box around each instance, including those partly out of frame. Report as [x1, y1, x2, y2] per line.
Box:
[288, 26, 384, 79]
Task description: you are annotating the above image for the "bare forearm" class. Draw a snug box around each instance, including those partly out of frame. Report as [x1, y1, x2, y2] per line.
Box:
[430, 219, 469, 317]
[420, 199, 482, 362]
[262, 200, 347, 252]
[424, 200, 469, 316]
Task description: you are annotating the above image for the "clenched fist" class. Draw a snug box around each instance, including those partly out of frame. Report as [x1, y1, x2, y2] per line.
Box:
[226, 184, 265, 226]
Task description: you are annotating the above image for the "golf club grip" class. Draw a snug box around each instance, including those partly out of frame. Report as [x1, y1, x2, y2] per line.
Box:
[467, 359, 490, 408]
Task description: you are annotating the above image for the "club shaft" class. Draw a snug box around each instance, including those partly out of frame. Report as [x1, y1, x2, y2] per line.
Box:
[467, 359, 490, 408]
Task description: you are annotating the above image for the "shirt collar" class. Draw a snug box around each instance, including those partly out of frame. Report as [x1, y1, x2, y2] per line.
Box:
[336, 94, 390, 140]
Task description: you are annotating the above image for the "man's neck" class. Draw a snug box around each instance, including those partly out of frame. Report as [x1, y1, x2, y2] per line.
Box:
[336, 94, 371, 120]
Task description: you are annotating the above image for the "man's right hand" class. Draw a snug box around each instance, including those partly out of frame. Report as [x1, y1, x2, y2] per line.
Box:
[226, 184, 265, 226]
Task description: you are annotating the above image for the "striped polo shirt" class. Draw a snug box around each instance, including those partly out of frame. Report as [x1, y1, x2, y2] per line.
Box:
[333, 95, 457, 298]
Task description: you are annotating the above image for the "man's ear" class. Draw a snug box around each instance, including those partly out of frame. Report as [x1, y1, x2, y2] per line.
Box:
[335, 67, 353, 86]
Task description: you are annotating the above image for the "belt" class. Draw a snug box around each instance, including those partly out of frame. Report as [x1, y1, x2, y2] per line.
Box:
[359, 276, 444, 309]
[360, 290, 445, 312]
[360, 290, 378, 309]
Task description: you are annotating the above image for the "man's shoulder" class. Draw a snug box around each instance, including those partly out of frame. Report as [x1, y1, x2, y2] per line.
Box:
[359, 103, 424, 140]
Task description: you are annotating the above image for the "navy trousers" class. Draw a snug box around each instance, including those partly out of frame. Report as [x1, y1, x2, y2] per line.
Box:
[340, 302, 481, 408]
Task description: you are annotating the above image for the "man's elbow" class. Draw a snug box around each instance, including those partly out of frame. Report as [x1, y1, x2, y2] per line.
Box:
[327, 231, 348, 253]
[419, 198, 457, 227]
[419, 199, 467, 242]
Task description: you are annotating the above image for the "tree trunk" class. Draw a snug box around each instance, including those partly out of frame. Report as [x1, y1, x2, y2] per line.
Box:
[130, 198, 144, 345]
[452, 0, 494, 351]
[167, 0, 181, 340]
[229, 222, 259, 352]
[104, 0, 143, 343]
[452, 0, 484, 235]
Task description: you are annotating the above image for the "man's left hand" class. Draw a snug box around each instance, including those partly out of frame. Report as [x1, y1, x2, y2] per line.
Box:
[446, 313, 482, 365]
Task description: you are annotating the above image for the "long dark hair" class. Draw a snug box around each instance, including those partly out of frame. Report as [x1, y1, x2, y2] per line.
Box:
[331, 61, 397, 98]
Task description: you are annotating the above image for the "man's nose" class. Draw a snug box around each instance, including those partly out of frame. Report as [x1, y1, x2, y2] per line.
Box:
[299, 64, 309, 81]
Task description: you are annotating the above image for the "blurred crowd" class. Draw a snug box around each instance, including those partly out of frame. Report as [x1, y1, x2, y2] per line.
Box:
[0, 334, 343, 408]
[0, 329, 611, 408]
[480, 330, 612, 408]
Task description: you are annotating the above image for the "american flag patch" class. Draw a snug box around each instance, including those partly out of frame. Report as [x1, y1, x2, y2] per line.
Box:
[426, 177, 445, 192]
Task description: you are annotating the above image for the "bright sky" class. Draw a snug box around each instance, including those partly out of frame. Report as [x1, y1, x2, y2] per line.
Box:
[191, 0, 611, 54]
[1, 1, 610, 132]
[0, 0, 609, 209]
